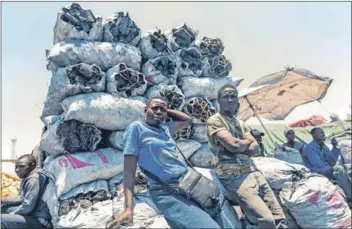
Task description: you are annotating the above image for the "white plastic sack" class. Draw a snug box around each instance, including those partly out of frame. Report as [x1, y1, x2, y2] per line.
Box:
[280, 174, 352, 228]
[252, 157, 310, 190]
[108, 173, 124, 195]
[42, 64, 106, 118]
[41, 115, 62, 128]
[138, 215, 170, 229]
[58, 197, 119, 228]
[142, 55, 178, 85]
[42, 180, 61, 227]
[58, 192, 160, 228]
[191, 124, 208, 143]
[59, 180, 109, 201]
[106, 63, 147, 97]
[46, 40, 141, 72]
[176, 139, 201, 160]
[190, 144, 214, 168]
[339, 139, 351, 165]
[43, 148, 124, 197]
[145, 84, 185, 110]
[139, 30, 168, 60]
[40, 120, 65, 156]
[53, 12, 103, 44]
[274, 146, 305, 165]
[179, 76, 243, 100]
[108, 131, 125, 150]
[62, 93, 146, 131]
[273, 192, 300, 229]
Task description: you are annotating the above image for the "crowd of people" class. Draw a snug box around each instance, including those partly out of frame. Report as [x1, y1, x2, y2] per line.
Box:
[1, 84, 351, 229]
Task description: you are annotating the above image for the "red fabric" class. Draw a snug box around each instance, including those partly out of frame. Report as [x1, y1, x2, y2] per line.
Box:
[289, 115, 326, 127]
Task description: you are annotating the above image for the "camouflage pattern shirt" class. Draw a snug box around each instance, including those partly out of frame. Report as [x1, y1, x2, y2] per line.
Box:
[206, 113, 253, 171]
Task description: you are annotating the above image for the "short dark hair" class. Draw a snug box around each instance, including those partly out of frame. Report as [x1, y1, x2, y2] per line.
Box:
[147, 96, 168, 108]
[310, 127, 323, 135]
[217, 83, 238, 99]
[17, 154, 36, 166]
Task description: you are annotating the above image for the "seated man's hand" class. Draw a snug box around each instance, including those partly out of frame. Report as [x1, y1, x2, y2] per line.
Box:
[106, 208, 133, 229]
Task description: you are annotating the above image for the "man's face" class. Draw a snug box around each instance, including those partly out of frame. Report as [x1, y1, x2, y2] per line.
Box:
[15, 158, 35, 179]
[313, 128, 326, 142]
[331, 138, 338, 147]
[286, 130, 295, 141]
[146, 99, 168, 127]
[218, 88, 239, 113]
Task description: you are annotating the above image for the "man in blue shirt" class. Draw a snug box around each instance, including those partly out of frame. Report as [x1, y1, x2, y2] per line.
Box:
[303, 127, 333, 179]
[107, 96, 239, 229]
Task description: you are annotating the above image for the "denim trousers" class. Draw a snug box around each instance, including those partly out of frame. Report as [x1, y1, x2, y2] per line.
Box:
[149, 181, 242, 229]
[334, 165, 352, 201]
[1, 205, 44, 229]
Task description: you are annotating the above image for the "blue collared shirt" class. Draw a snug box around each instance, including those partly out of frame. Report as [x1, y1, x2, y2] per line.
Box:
[303, 141, 332, 173]
[123, 121, 189, 185]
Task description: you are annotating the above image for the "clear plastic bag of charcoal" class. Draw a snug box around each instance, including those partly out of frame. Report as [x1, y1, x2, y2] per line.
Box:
[58, 189, 111, 216]
[194, 37, 232, 78]
[177, 47, 203, 77]
[173, 123, 194, 141]
[103, 12, 141, 46]
[106, 63, 147, 97]
[167, 24, 198, 52]
[139, 29, 169, 61]
[196, 37, 225, 58]
[173, 97, 216, 141]
[57, 119, 102, 153]
[204, 54, 232, 78]
[183, 97, 216, 123]
[60, 4, 96, 33]
[142, 55, 178, 85]
[53, 3, 103, 44]
[146, 84, 185, 110]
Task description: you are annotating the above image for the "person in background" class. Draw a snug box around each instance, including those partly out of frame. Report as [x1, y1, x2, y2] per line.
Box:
[107, 96, 239, 229]
[206, 84, 286, 229]
[325, 138, 341, 166]
[1, 154, 52, 229]
[303, 127, 333, 179]
[283, 129, 305, 155]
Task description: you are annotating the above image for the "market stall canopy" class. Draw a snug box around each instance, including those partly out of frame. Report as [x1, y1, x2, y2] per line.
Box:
[238, 67, 333, 121]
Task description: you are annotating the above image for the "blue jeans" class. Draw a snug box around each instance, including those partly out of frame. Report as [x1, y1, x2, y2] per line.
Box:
[149, 181, 242, 229]
[334, 165, 352, 201]
[1, 206, 45, 229]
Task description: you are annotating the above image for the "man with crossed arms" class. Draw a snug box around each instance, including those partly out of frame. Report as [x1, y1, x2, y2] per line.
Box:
[206, 84, 286, 228]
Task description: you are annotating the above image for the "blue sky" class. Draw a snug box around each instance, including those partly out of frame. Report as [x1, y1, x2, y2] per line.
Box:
[1, 2, 351, 157]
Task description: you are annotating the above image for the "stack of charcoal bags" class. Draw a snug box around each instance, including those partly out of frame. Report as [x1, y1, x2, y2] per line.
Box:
[39, 3, 243, 228]
[38, 3, 351, 229]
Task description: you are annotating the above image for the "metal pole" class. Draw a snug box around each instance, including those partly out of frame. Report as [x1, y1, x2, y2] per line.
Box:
[244, 96, 277, 147]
